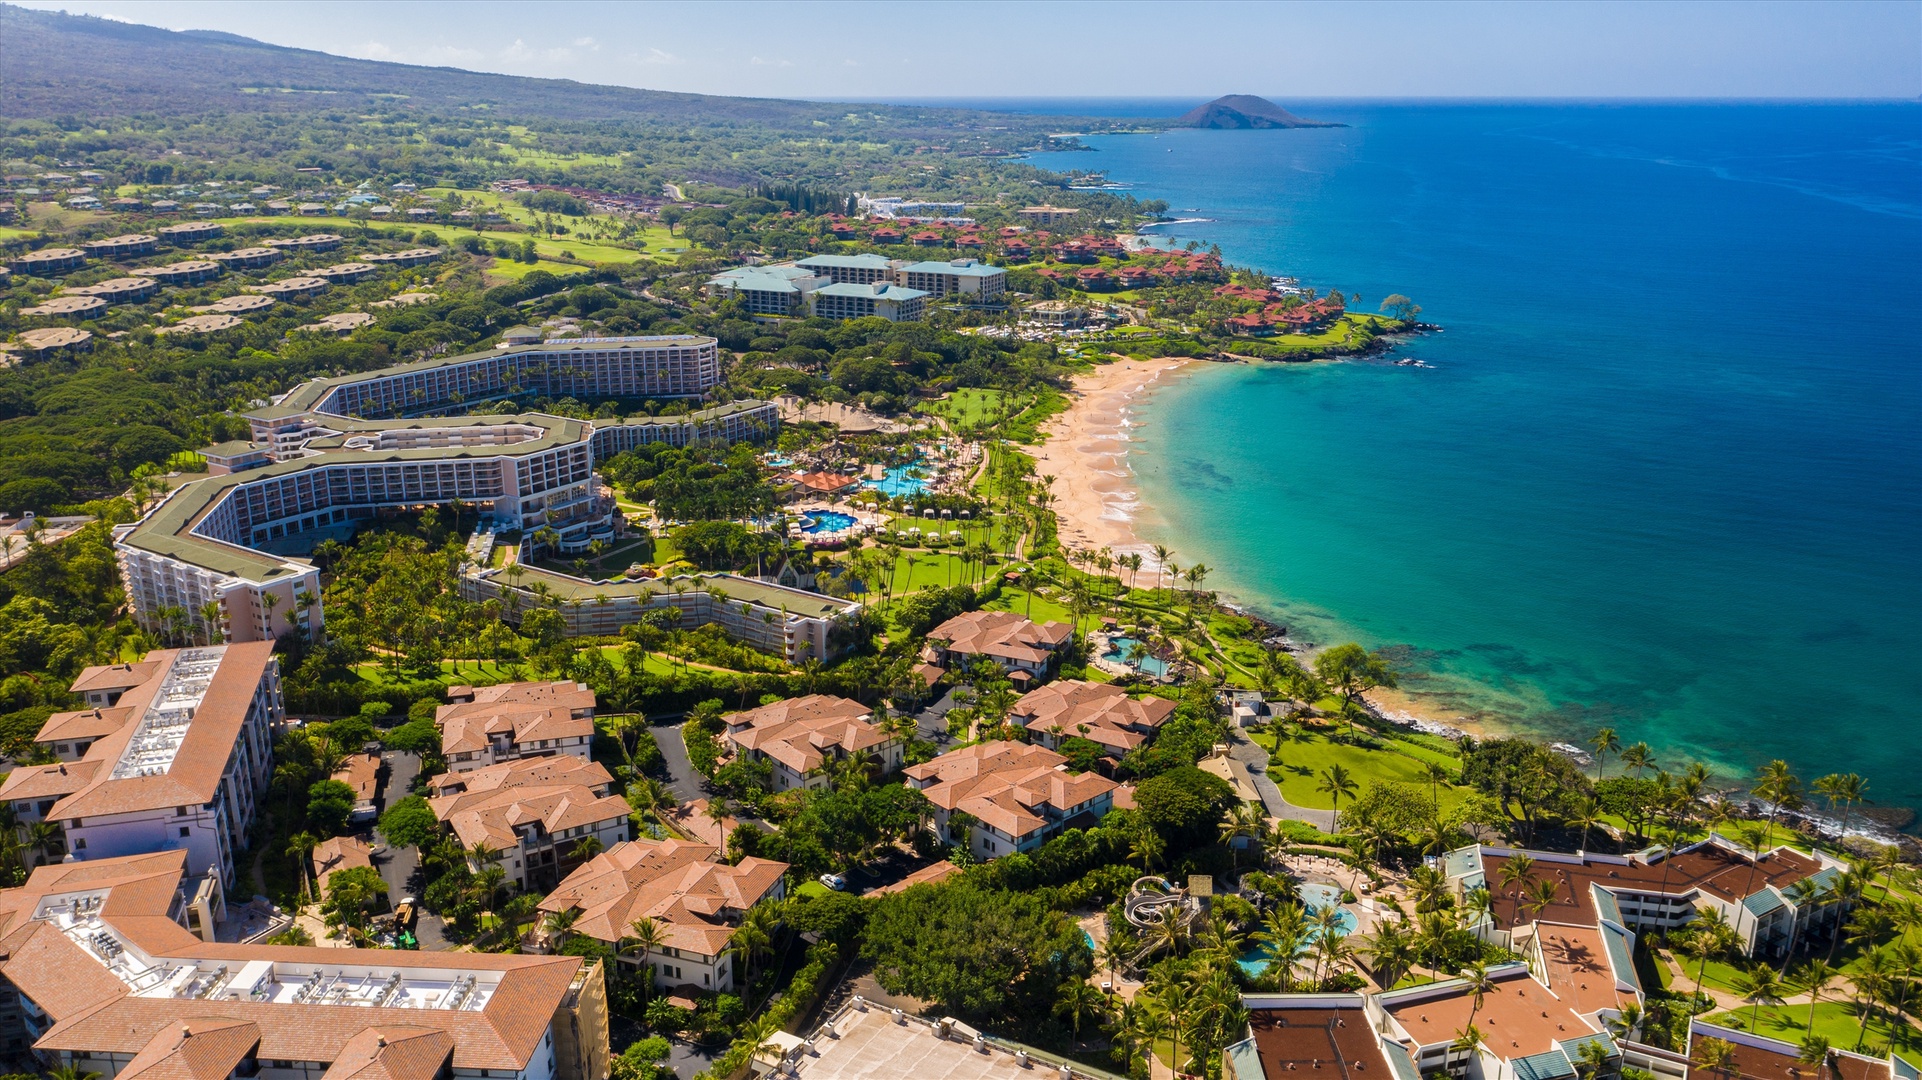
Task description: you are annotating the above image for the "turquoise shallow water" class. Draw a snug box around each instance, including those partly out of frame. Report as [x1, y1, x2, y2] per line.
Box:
[1029, 104, 1922, 814]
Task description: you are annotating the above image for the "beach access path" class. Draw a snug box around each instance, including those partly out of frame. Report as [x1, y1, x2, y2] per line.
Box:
[1227, 728, 1338, 830]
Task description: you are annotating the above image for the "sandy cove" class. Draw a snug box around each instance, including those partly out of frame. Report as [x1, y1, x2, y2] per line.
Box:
[1031, 356, 1490, 737]
[1031, 356, 1193, 568]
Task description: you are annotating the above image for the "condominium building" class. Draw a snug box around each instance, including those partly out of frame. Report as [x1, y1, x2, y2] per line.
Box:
[1011, 680, 1176, 757]
[537, 838, 787, 992]
[808, 281, 928, 322]
[435, 681, 597, 773]
[1442, 837, 1848, 960]
[903, 742, 1116, 860]
[924, 610, 1073, 684]
[895, 258, 1007, 301]
[720, 694, 901, 792]
[80, 234, 158, 259]
[459, 568, 860, 664]
[706, 265, 830, 316]
[792, 253, 896, 285]
[0, 644, 282, 889]
[0, 850, 608, 1080]
[427, 755, 631, 891]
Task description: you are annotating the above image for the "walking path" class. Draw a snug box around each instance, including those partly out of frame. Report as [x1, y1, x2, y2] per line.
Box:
[1227, 729, 1338, 831]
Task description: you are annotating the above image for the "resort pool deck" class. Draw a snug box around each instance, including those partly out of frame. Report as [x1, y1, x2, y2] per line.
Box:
[1101, 635, 1170, 677]
[1235, 883, 1360, 977]
[800, 510, 858, 535]
[863, 463, 931, 499]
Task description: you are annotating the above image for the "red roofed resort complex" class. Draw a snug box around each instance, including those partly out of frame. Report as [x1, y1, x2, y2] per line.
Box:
[1011, 679, 1177, 758]
[535, 838, 786, 993]
[0, 850, 609, 1079]
[903, 741, 1117, 860]
[426, 755, 632, 891]
[1210, 835, 1869, 1080]
[0, 644, 282, 889]
[436, 681, 597, 773]
[720, 694, 903, 792]
[924, 610, 1074, 683]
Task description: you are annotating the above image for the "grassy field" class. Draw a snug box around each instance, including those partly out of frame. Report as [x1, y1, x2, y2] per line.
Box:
[1702, 1002, 1922, 1068]
[929, 388, 1015, 427]
[1255, 726, 1471, 812]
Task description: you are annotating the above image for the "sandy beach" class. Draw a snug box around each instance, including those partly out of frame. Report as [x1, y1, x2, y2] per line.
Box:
[1034, 356, 1490, 738]
[1031, 356, 1194, 567]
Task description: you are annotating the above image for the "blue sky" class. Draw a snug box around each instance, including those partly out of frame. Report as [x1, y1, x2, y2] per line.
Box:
[16, 0, 1921, 100]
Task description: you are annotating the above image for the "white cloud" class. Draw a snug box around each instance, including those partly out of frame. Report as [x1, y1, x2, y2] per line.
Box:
[632, 47, 681, 66]
[572, 36, 600, 50]
[348, 40, 485, 66]
[750, 55, 793, 68]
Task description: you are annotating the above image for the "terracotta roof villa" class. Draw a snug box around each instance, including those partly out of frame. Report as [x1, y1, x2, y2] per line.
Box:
[1683, 1020, 1905, 1080]
[0, 850, 608, 1080]
[536, 838, 787, 993]
[426, 753, 631, 891]
[903, 741, 1116, 861]
[435, 680, 596, 773]
[1447, 837, 1846, 960]
[925, 609, 1073, 682]
[0, 644, 282, 889]
[1011, 679, 1176, 757]
[1222, 995, 1408, 1080]
[721, 694, 902, 792]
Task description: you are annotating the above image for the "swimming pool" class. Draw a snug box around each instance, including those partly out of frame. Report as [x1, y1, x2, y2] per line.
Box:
[1235, 883, 1359, 977]
[801, 511, 857, 535]
[1102, 636, 1170, 677]
[864, 463, 930, 499]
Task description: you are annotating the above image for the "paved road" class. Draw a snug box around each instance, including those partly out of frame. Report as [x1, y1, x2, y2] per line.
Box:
[650, 721, 707, 803]
[1227, 730, 1338, 831]
[912, 689, 961, 745]
[372, 750, 451, 949]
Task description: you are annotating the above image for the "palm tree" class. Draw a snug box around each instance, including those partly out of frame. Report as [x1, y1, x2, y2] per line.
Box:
[1788, 959, 1838, 1032]
[542, 906, 580, 949]
[287, 830, 320, 904]
[620, 915, 668, 975]
[1316, 765, 1357, 831]
[1219, 803, 1265, 867]
[1693, 1037, 1738, 1080]
[1742, 760, 1802, 900]
[1254, 903, 1308, 990]
[1797, 1036, 1834, 1080]
[1496, 853, 1536, 927]
[1459, 960, 1497, 1029]
[1568, 794, 1605, 855]
[1522, 876, 1560, 923]
[1620, 742, 1655, 780]
[1054, 978, 1107, 1043]
[731, 905, 775, 981]
[1155, 977, 1196, 1077]
[50, 1065, 103, 1080]
[1364, 920, 1419, 990]
[570, 836, 603, 863]
[1130, 828, 1166, 872]
[1732, 964, 1785, 1031]
[1589, 727, 1621, 783]
[1449, 1024, 1488, 1074]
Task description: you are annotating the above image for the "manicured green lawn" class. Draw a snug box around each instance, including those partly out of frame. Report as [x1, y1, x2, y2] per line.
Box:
[930, 388, 1014, 427]
[1256, 727, 1470, 812]
[1702, 1002, 1922, 1068]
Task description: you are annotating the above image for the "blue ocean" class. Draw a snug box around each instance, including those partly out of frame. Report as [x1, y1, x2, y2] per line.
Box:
[1005, 102, 1922, 817]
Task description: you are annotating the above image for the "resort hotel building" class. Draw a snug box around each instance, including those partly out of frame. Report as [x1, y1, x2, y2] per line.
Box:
[0, 644, 282, 891]
[706, 252, 1007, 321]
[111, 335, 857, 654]
[0, 849, 610, 1080]
[1216, 835, 1871, 1080]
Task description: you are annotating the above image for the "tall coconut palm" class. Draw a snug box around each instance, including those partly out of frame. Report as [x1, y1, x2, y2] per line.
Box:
[1788, 959, 1838, 1032]
[1317, 765, 1357, 832]
[1620, 743, 1656, 780]
[1496, 853, 1537, 928]
[1732, 964, 1785, 1031]
[1588, 727, 1621, 783]
[1054, 978, 1108, 1043]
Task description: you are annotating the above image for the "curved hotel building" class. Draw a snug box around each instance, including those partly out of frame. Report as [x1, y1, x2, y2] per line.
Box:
[112, 336, 849, 657]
